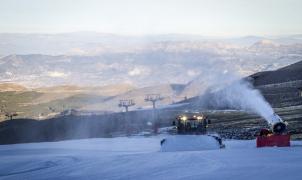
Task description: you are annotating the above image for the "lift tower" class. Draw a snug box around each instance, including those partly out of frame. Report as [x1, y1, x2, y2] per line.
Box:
[118, 99, 135, 112]
[144, 94, 164, 109]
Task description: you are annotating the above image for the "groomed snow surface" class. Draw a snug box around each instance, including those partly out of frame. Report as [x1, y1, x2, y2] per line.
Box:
[0, 135, 302, 180]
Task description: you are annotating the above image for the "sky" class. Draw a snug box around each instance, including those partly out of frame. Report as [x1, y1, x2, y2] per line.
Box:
[0, 0, 301, 36]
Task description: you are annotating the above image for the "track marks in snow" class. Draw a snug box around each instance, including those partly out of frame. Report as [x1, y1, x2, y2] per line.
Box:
[0, 156, 80, 178]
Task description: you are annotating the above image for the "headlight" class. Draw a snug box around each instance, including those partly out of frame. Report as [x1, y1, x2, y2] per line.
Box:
[197, 116, 203, 120]
[181, 116, 187, 121]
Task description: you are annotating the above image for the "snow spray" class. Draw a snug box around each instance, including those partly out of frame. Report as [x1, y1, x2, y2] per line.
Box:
[208, 79, 286, 133]
[212, 80, 274, 122]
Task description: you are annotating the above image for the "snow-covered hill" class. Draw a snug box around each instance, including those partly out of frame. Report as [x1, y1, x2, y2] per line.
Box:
[0, 136, 302, 180]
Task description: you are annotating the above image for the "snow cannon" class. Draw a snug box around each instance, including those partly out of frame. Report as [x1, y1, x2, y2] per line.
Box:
[269, 113, 287, 134]
[256, 113, 290, 148]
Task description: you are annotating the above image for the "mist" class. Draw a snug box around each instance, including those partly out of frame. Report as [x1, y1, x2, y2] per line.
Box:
[196, 69, 275, 124]
[211, 80, 274, 122]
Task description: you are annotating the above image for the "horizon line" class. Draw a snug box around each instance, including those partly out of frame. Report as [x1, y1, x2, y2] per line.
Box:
[0, 31, 301, 39]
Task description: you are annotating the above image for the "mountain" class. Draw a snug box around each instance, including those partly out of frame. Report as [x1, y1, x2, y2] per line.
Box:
[0, 33, 302, 89]
[248, 39, 302, 55]
[1, 32, 302, 56]
[2, 54, 301, 121]
[249, 60, 302, 107]
[1, 39, 301, 88]
[82, 84, 186, 111]
[251, 60, 302, 86]
[0, 83, 27, 91]
[35, 84, 134, 96]
[0, 83, 184, 120]
[0, 83, 132, 120]
[0, 33, 302, 120]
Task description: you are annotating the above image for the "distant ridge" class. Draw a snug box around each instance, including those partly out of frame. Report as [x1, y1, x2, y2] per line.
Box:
[0, 83, 27, 92]
[251, 60, 302, 86]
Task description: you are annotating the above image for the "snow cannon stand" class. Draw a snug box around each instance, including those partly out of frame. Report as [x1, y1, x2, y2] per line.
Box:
[256, 131, 290, 148]
[256, 114, 290, 148]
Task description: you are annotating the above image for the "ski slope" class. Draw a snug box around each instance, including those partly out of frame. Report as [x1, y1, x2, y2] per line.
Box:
[0, 136, 302, 180]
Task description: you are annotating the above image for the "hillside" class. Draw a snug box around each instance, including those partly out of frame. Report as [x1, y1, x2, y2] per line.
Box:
[0, 61, 302, 144]
[0, 83, 133, 120]
[250, 60, 302, 107]
[0, 83, 184, 120]
[251, 60, 302, 86]
[0, 59, 301, 120]
[36, 84, 134, 94]
[33, 84, 134, 103]
[82, 84, 186, 111]
[0, 83, 27, 92]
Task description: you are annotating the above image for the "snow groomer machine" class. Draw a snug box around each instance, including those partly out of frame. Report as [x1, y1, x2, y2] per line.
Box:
[256, 113, 290, 147]
[160, 112, 225, 151]
[174, 113, 210, 134]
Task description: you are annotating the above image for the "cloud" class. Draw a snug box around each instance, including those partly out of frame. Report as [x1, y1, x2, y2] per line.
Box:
[128, 66, 150, 77]
[47, 71, 68, 78]
[5, 71, 13, 76]
[128, 68, 141, 76]
[187, 70, 200, 77]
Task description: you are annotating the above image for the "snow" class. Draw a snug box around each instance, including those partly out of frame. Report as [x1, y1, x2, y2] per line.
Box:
[0, 136, 302, 180]
[160, 135, 221, 152]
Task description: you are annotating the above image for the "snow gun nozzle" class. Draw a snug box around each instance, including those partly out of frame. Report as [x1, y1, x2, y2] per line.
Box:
[269, 113, 287, 134]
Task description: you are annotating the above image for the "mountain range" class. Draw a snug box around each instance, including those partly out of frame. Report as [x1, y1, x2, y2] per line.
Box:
[1, 33, 302, 88]
[0, 33, 302, 120]
[1, 32, 302, 56]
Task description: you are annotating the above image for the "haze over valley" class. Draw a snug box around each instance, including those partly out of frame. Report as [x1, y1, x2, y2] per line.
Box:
[0, 33, 301, 120]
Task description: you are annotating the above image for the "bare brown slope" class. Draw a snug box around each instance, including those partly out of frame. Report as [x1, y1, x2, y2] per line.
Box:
[0, 83, 27, 92]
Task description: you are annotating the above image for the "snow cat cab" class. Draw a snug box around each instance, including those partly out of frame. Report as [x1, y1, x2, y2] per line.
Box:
[256, 113, 290, 148]
[174, 113, 210, 134]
